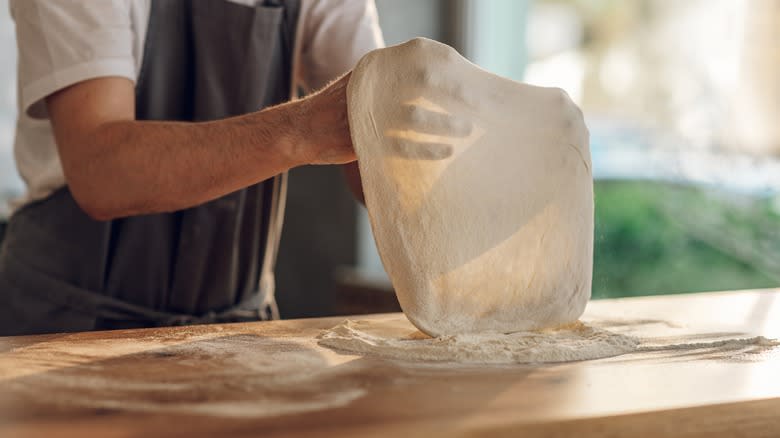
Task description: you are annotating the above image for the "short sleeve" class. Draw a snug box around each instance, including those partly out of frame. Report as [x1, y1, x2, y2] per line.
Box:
[299, 0, 385, 92]
[11, 0, 136, 119]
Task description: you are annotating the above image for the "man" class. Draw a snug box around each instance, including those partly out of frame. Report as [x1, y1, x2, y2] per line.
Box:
[0, 0, 384, 335]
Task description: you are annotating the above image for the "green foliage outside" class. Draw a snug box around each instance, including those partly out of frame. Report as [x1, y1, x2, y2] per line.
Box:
[592, 180, 780, 299]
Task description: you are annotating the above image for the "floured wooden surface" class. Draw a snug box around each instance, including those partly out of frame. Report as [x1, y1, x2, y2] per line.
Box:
[0, 321, 372, 420]
[1, 290, 780, 438]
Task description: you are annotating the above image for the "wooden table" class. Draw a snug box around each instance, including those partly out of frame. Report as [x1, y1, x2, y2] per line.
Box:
[1, 289, 779, 437]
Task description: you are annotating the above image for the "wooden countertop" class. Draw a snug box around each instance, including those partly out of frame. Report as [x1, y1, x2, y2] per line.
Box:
[1, 289, 779, 437]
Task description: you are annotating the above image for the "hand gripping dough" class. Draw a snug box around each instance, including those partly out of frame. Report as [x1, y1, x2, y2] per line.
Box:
[347, 38, 593, 336]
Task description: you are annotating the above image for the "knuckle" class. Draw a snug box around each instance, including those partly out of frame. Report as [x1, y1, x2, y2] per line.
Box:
[407, 105, 426, 124]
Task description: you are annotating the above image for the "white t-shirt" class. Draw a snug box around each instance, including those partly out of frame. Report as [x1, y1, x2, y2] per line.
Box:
[9, 0, 384, 211]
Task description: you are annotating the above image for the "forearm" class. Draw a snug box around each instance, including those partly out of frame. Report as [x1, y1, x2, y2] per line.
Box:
[47, 74, 354, 220]
[66, 103, 305, 220]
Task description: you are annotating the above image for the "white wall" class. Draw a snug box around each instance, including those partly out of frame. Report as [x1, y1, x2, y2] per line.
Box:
[375, 0, 449, 45]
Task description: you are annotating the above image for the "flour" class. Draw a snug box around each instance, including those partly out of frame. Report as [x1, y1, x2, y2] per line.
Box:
[348, 38, 593, 337]
[318, 318, 780, 365]
[637, 336, 780, 352]
[319, 319, 639, 364]
[4, 330, 367, 418]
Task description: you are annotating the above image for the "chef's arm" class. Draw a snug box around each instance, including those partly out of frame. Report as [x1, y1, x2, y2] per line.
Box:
[46, 74, 354, 221]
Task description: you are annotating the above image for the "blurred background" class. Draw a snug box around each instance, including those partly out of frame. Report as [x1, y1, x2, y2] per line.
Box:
[1, 0, 778, 317]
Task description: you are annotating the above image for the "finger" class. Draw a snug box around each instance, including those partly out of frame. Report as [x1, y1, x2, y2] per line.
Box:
[386, 138, 453, 160]
[400, 105, 473, 138]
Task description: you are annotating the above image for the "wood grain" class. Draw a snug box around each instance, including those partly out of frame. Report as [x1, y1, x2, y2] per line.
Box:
[1, 289, 779, 438]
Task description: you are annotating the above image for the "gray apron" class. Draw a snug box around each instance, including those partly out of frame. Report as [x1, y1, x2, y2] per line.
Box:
[0, 0, 300, 336]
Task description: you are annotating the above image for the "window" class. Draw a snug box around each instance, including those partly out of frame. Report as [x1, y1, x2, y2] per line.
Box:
[520, 0, 780, 296]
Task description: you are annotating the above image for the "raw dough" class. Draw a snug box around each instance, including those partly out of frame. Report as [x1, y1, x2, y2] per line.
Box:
[347, 38, 593, 336]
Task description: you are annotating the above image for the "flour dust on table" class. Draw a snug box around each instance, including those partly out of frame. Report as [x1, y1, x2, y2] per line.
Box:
[318, 314, 780, 365]
[2, 327, 368, 418]
[319, 318, 638, 364]
[347, 38, 593, 337]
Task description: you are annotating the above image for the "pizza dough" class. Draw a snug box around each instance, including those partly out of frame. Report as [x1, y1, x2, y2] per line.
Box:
[347, 38, 593, 336]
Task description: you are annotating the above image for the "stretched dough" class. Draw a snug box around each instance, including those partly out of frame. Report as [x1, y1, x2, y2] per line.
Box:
[347, 38, 593, 336]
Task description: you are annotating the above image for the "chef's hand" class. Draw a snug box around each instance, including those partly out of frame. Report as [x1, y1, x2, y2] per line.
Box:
[293, 70, 473, 165]
[382, 41, 475, 161]
[293, 73, 356, 165]
[383, 102, 473, 160]
[341, 100, 474, 203]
